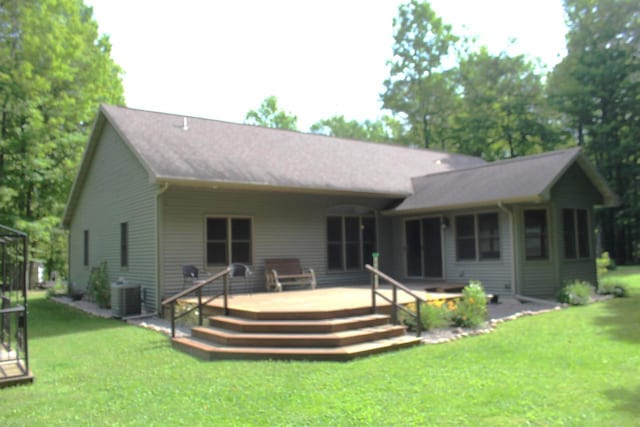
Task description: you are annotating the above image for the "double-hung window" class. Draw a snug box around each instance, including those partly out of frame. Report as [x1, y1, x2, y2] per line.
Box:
[455, 213, 500, 261]
[327, 216, 376, 270]
[524, 209, 548, 260]
[563, 208, 590, 259]
[206, 217, 252, 266]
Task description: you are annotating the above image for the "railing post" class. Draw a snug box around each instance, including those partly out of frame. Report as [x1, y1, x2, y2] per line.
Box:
[392, 286, 398, 324]
[372, 253, 379, 289]
[223, 273, 229, 316]
[197, 287, 203, 326]
[170, 303, 176, 338]
[370, 270, 377, 314]
[415, 297, 422, 337]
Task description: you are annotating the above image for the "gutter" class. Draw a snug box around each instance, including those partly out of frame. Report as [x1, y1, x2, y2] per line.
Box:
[497, 201, 517, 295]
[155, 183, 169, 313]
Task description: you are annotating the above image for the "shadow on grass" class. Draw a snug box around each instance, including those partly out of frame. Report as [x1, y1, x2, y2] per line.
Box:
[28, 296, 126, 339]
[603, 386, 640, 418]
[592, 295, 640, 344]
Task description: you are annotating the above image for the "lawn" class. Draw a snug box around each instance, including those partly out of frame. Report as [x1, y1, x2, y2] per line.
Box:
[1, 268, 639, 426]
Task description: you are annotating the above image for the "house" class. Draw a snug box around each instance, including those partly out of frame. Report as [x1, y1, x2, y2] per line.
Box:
[62, 105, 618, 313]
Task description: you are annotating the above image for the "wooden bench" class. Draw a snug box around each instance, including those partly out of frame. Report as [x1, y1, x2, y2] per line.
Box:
[264, 258, 317, 292]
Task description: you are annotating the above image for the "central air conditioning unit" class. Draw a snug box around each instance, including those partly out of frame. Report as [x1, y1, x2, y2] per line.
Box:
[111, 279, 141, 318]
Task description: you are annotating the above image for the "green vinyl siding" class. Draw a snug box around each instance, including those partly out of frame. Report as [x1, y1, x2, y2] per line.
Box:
[159, 187, 391, 297]
[68, 123, 157, 311]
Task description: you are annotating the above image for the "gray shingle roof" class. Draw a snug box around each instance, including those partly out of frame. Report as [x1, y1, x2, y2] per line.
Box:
[101, 105, 486, 196]
[389, 147, 618, 214]
[62, 105, 618, 228]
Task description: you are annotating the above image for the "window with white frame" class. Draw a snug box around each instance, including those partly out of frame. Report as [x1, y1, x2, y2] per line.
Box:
[206, 217, 252, 266]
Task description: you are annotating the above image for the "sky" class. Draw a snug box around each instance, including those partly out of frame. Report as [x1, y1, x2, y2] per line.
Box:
[85, 0, 568, 131]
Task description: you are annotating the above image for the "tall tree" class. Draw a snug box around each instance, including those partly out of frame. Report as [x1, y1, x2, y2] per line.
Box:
[454, 49, 565, 159]
[244, 96, 298, 130]
[548, 0, 640, 263]
[0, 0, 124, 279]
[310, 115, 405, 144]
[381, 0, 459, 149]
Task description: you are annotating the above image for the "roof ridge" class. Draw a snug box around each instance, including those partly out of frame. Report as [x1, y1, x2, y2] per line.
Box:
[100, 104, 484, 162]
[412, 147, 582, 180]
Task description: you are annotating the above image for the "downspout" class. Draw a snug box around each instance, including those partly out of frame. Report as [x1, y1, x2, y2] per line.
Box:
[155, 183, 169, 314]
[498, 201, 517, 295]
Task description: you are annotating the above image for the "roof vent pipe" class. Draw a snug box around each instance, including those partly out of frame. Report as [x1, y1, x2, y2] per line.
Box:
[183, 117, 188, 131]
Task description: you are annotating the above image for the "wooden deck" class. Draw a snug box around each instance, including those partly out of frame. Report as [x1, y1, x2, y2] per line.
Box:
[193, 286, 460, 319]
[173, 286, 462, 361]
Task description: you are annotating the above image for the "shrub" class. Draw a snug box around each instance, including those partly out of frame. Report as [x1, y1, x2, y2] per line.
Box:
[558, 280, 594, 305]
[399, 300, 449, 331]
[597, 252, 611, 279]
[46, 280, 69, 298]
[419, 299, 450, 330]
[448, 280, 488, 327]
[87, 261, 111, 308]
[598, 281, 629, 298]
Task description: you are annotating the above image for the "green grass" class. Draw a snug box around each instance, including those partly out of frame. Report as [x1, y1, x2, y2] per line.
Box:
[2, 267, 640, 426]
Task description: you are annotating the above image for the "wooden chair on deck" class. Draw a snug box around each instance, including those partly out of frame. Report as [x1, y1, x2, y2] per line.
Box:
[264, 258, 316, 292]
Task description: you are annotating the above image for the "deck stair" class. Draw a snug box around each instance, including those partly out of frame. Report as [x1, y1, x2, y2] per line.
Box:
[171, 307, 422, 361]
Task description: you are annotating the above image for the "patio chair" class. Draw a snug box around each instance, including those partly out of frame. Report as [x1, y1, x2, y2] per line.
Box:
[182, 265, 199, 289]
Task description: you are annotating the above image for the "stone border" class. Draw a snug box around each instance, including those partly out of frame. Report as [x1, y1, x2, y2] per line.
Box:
[420, 306, 565, 345]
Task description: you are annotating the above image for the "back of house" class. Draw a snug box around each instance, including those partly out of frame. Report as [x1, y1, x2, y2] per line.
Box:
[63, 105, 617, 312]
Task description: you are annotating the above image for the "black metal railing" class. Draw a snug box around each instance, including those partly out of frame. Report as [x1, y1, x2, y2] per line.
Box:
[161, 267, 232, 338]
[365, 264, 426, 337]
[0, 224, 30, 381]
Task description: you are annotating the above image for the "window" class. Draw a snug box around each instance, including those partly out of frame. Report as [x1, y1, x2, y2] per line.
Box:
[83, 230, 89, 266]
[455, 213, 500, 261]
[120, 222, 128, 267]
[327, 216, 376, 270]
[524, 209, 548, 260]
[478, 213, 500, 260]
[206, 217, 252, 266]
[455, 215, 476, 261]
[563, 208, 590, 259]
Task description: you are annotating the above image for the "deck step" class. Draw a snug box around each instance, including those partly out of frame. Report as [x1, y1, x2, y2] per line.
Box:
[208, 313, 391, 333]
[172, 335, 422, 361]
[192, 324, 407, 347]
[204, 306, 393, 321]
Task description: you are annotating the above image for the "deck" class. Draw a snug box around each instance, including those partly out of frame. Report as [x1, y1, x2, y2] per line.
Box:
[173, 285, 462, 361]
[193, 286, 459, 319]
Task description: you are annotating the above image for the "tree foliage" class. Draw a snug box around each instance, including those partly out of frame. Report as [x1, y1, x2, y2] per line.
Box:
[454, 49, 566, 159]
[244, 96, 298, 130]
[310, 115, 405, 144]
[0, 0, 124, 278]
[381, 0, 458, 149]
[547, 0, 640, 263]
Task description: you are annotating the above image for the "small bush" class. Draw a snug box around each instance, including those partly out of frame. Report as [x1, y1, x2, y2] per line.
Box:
[598, 281, 629, 298]
[597, 252, 611, 279]
[87, 261, 111, 308]
[558, 280, 594, 305]
[46, 280, 69, 298]
[448, 280, 488, 327]
[399, 300, 449, 331]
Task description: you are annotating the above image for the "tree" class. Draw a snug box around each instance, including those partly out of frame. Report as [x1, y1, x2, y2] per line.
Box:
[310, 115, 405, 144]
[244, 96, 298, 130]
[0, 0, 124, 279]
[381, 0, 459, 149]
[547, 0, 640, 263]
[453, 49, 565, 159]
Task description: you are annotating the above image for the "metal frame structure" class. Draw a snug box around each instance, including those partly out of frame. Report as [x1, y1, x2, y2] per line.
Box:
[0, 224, 32, 387]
